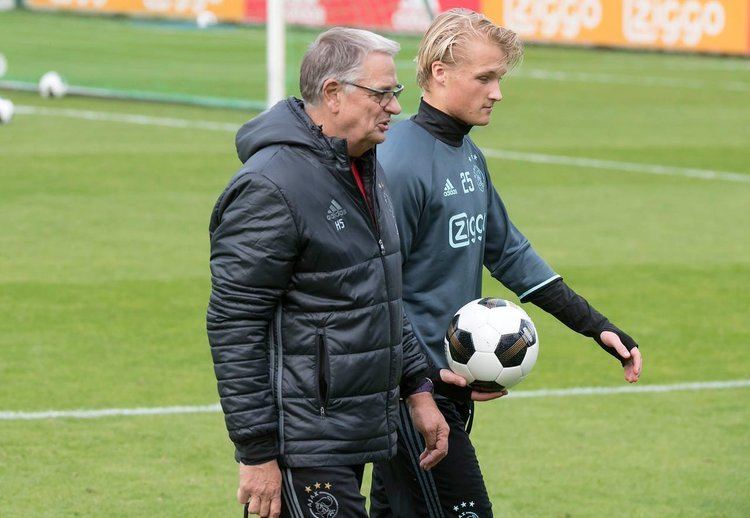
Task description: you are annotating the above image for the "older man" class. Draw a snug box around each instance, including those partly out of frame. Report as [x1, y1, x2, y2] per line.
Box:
[207, 28, 455, 518]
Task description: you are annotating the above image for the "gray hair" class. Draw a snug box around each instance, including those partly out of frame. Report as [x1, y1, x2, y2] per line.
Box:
[300, 27, 400, 105]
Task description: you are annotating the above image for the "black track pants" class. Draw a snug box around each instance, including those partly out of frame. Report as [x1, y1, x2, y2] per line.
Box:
[369, 398, 492, 517]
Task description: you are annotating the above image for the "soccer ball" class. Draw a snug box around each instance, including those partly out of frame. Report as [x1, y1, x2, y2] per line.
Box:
[0, 98, 14, 124]
[445, 298, 539, 392]
[39, 71, 67, 98]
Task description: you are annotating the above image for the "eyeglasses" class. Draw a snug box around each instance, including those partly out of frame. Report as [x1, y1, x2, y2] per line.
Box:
[343, 82, 404, 107]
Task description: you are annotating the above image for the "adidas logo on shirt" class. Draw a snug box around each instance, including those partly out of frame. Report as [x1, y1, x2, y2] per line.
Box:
[326, 199, 348, 221]
[443, 178, 458, 197]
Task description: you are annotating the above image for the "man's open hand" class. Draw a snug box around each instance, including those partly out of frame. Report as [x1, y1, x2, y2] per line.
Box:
[600, 330, 642, 383]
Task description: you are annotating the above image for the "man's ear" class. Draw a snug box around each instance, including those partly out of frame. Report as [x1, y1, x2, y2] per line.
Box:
[430, 61, 447, 86]
[321, 79, 343, 114]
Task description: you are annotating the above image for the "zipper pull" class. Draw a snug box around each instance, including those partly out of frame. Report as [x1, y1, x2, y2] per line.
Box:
[319, 407, 326, 418]
[378, 239, 385, 255]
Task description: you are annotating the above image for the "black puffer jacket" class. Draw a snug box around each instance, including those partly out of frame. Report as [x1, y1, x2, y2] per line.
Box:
[207, 98, 429, 468]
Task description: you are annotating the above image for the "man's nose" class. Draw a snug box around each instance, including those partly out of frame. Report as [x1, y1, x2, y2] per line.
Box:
[489, 82, 502, 102]
[385, 95, 402, 115]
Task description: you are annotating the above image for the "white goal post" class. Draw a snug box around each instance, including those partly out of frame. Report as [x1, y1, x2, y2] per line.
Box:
[266, 0, 286, 106]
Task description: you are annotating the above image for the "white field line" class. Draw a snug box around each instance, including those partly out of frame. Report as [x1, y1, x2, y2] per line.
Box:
[14, 105, 240, 132]
[481, 149, 750, 183]
[1, 380, 748, 421]
[14, 105, 750, 184]
[507, 379, 750, 399]
[0, 404, 220, 421]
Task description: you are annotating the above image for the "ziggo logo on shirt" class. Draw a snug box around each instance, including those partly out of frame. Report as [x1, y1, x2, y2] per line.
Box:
[449, 212, 485, 249]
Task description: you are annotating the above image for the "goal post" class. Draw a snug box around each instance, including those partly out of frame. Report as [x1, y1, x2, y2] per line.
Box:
[266, 0, 286, 106]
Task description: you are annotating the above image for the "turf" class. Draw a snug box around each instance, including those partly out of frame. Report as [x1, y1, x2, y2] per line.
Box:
[1, 9, 749, 517]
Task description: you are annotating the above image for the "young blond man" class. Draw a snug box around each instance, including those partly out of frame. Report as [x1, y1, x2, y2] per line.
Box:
[370, 9, 642, 517]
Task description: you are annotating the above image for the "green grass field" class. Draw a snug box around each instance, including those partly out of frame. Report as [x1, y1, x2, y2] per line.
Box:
[1, 10, 749, 517]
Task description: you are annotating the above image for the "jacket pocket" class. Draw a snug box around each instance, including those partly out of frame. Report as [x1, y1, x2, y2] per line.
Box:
[315, 329, 331, 417]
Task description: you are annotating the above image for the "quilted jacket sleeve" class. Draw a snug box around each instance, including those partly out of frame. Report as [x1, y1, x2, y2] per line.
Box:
[399, 314, 430, 396]
[207, 172, 298, 463]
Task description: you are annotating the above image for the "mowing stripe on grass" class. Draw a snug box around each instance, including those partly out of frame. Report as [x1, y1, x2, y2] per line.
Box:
[393, 63, 750, 92]
[514, 68, 750, 93]
[14, 105, 750, 184]
[1, 380, 747, 421]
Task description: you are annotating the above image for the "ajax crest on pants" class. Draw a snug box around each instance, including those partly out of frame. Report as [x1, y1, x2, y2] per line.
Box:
[306, 482, 339, 517]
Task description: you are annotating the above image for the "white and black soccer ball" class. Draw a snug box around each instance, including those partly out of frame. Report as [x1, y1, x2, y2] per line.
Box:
[445, 298, 539, 391]
[39, 71, 67, 98]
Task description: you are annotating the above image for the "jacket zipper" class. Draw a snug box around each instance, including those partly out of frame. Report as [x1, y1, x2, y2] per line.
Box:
[345, 160, 382, 245]
[315, 330, 330, 418]
[339, 162, 394, 440]
[366, 174, 395, 447]
[364, 167, 387, 257]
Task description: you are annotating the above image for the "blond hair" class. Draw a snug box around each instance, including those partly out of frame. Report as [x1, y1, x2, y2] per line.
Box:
[416, 8, 523, 91]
